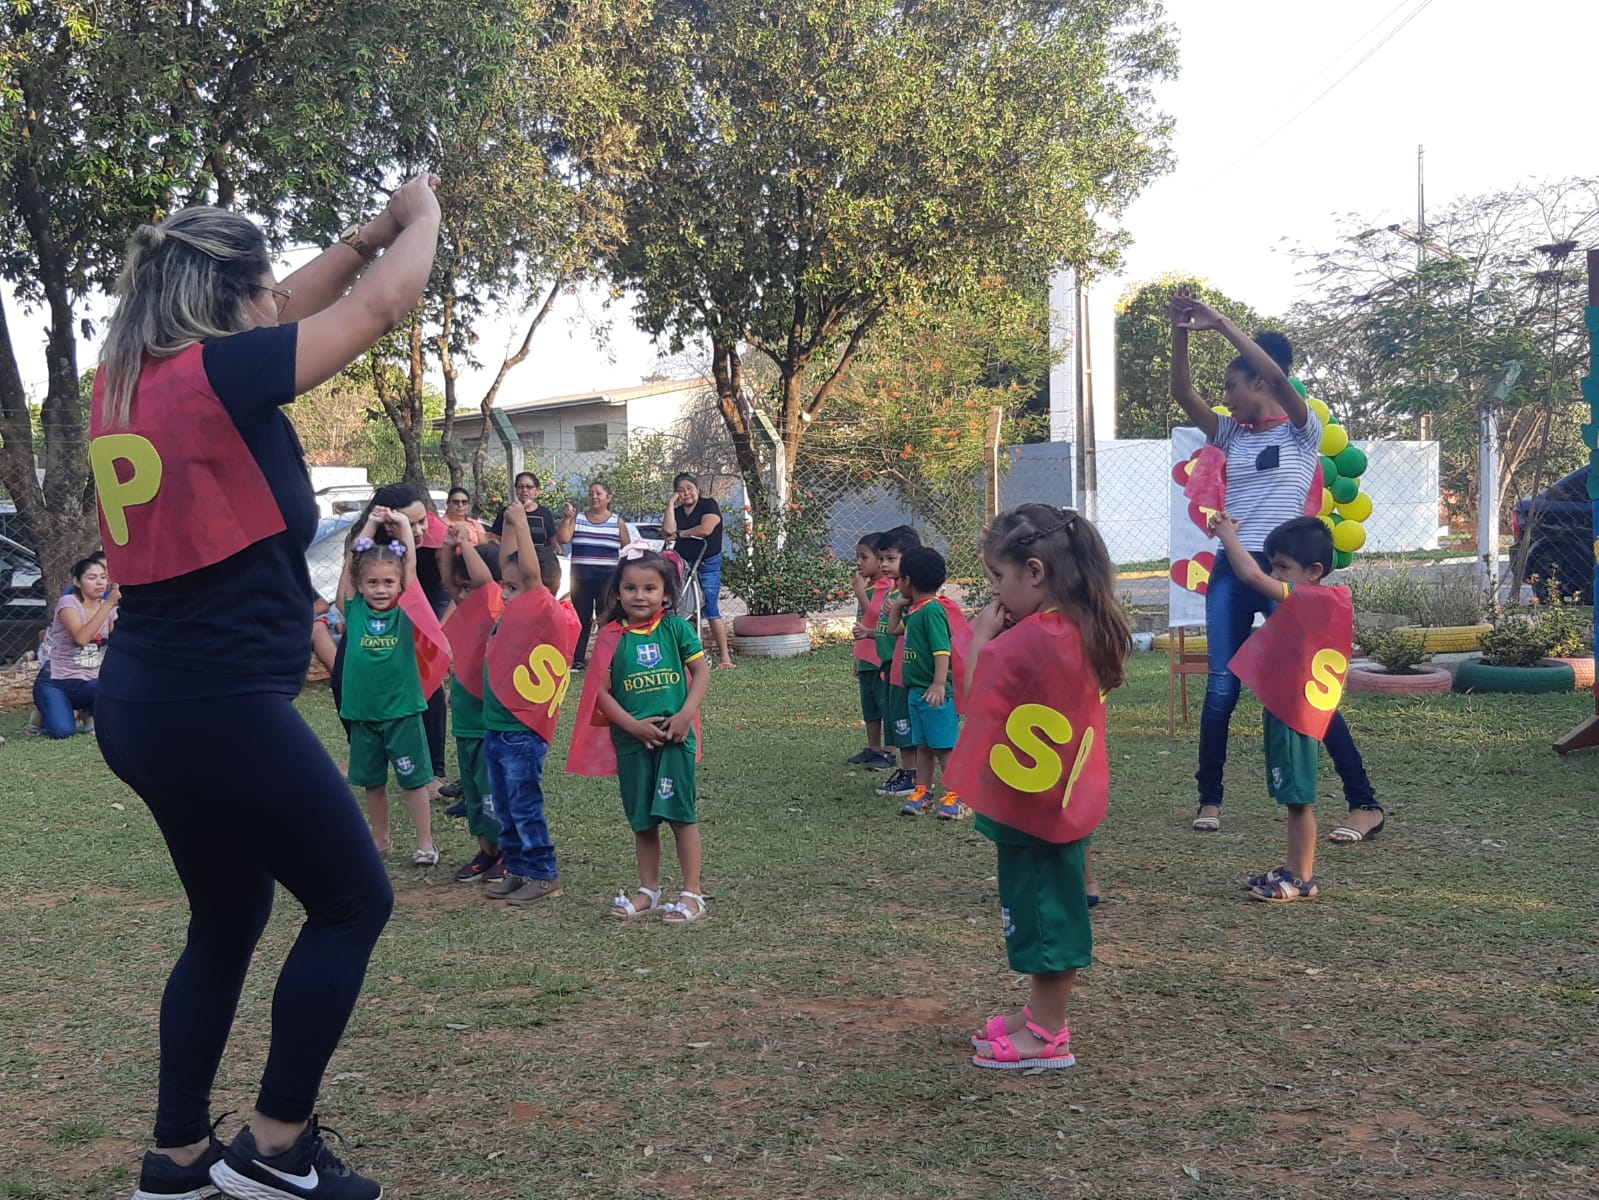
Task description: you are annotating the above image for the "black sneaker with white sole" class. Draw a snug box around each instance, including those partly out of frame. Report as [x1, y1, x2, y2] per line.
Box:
[132, 1135, 224, 1199]
[209, 1119, 380, 1200]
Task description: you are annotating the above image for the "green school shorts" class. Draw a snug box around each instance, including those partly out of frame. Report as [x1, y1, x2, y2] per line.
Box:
[880, 666, 913, 748]
[858, 669, 885, 724]
[616, 738, 698, 832]
[1264, 713, 1320, 807]
[347, 714, 432, 790]
[986, 825, 1093, 976]
[456, 735, 499, 841]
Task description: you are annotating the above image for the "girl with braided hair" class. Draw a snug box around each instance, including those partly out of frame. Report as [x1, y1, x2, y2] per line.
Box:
[952, 504, 1128, 1070]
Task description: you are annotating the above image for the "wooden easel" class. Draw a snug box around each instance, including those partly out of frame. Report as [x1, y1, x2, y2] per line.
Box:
[1554, 248, 1599, 755]
[1168, 626, 1209, 736]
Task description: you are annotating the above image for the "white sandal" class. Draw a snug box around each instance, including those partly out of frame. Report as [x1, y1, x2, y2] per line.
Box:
[413, 848, 440, 866]
[610, 885, 662, 920]
[662, 890, 707, 925]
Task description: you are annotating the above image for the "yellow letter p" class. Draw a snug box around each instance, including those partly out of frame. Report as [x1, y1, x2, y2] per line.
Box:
[90, 434, 163, 546]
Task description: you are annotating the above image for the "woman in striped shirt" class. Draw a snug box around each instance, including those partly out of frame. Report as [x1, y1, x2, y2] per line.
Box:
[1169, 290, 1382, 844]
[558, 480, 632, 668]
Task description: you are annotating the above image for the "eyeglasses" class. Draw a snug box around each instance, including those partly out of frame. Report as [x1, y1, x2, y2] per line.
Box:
[447, 497, 471, 506]
[254, 284, 293, 318]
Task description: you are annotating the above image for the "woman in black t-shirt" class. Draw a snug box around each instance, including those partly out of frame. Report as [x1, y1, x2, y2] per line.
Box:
[92, 177, 441, 1198]
[662, 472, 735, 668]
[488, 470, 559, 548]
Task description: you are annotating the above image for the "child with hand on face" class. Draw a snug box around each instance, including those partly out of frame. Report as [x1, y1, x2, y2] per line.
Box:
[871, 525, 923, 799]
[846, 532, 895, 770]
[335, 506, 437, 864]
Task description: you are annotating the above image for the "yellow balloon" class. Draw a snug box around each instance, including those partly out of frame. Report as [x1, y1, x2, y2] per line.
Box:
[1337, 491, 1373, 523]
[1319, 488, 1336, 517]
[1308, 397, 1331, 423]
[1320, 424, 1349, 456]
[1333, 519, 1366, 553]
[1320, 514, 1337, 533]
[1213, 405, 1232, 418]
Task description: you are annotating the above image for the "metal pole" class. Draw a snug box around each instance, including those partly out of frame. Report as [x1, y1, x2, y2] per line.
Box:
[1553, 249, 1599, 753]
[1080, 283, 1099, 524]
[1073, 275, 1087, 512]
[1477, 361, 1520, 602]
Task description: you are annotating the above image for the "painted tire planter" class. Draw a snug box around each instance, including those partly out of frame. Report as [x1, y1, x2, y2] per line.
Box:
[1346, 663, 1454, 695]
[1395, 624, 1491, 654]
[1452, 657, 1576, 695]
[729, 631, 813, 658]
[1550, 656, 1596, 690]
[731, 613, 808, 637]
[1152, 633, 1207, 654]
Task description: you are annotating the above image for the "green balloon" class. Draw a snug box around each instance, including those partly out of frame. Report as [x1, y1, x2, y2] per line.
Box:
[1334, 549, 1354, 570]
[1290, 376, 1308, 399]
[1330, 512, 1345, 525]
[1330, 413, 1342, 425]
[1330, 476, 1360, 504]
[1333, 444, 1369, 478]
[1319, 454, 1340, 483]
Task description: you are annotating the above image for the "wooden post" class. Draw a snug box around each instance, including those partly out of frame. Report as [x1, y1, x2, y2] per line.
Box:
[1553, 248, 1599, 754]
[983, 405, 1004, 521]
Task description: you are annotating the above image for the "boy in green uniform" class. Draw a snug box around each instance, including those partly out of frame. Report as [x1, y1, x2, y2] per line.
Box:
[890, 546, 966, 819]
[872, 525, 922, 798]
[444, 530, 505, 883]
[846, 532, 895, 770]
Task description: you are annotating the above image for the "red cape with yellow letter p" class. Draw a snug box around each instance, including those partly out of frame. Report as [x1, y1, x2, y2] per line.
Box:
[484, 584, 579, 742]
[1227, 586, 1353, 740]
[943, 610, 1109, 845]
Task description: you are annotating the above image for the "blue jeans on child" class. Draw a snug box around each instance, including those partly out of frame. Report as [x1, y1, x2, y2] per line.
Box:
[1196, 550, 1378, 813]
[483, 728, 557, 880]
[33, 665, 97, 739]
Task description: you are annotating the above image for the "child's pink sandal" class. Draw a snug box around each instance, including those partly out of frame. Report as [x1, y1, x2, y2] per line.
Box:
[972, 1004, 1032, 1049]
[971, 1019, 1075, 1070]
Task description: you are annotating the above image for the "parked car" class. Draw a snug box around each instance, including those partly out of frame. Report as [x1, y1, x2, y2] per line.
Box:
[0, 503, 35, 555]
[313, 485, 453, 519]
[1512, 465, 1593, 601]
[0, 532, 47, 664]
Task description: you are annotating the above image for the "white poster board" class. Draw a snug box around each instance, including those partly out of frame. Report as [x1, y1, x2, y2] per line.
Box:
[1169, 427, 1218, 628]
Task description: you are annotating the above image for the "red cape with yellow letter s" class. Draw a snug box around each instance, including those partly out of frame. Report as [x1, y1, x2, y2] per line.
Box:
[89, 349, 286, 585]
[444, 585, 504, 700]
[1227, 586, 1353, 740]
[943, 610, 1109, 845]
[484, 584, 579, 742]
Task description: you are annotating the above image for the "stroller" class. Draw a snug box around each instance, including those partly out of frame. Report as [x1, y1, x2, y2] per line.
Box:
[660, 540, 708, 641]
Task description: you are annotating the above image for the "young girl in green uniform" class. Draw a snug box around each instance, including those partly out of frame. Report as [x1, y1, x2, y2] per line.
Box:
[336, 505, 438, 865]
[596, 551, 712, 923]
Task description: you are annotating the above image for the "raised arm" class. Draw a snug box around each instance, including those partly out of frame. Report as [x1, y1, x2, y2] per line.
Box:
[1169, 291, 1219, 439]
[456, 531, 495, 591]
[555, 503, 576, 545]
[60, 592, 118, 645]
[293, 174, 442, 395]
[1209, 513, 1285, 601]
[389, 509, 418, 590]
[1174, 293, 1308, 426]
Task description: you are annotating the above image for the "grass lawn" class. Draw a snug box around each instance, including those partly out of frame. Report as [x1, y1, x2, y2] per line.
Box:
[2, 649, 1597, 1200]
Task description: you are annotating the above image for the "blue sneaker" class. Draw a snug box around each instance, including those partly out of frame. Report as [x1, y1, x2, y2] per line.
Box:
[936, 794, 970, 821]
[210, 1118, 380, 1200]
[865, 749, 898, 771]
[845, 746, 880, 765]
[132, 1137, 224, 1199]
[874, 769, 918, 797]
[443, 800, 467, 819]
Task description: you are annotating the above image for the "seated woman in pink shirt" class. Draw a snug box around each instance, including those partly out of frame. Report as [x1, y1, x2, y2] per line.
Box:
[33, 555, 119, 738]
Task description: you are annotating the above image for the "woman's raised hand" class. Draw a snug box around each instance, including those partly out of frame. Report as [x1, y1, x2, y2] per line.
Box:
[384, 173, 442, 230]
[1169, 287, 1224, 332]
[563, 503, 576, 519]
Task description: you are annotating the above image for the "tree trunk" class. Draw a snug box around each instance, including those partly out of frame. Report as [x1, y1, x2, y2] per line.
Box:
[436, 291, 466, 489]
[711, 339, 766, 506]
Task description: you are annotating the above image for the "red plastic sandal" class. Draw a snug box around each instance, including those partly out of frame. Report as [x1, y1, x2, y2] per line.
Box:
[972, 1019, 1075, 1070]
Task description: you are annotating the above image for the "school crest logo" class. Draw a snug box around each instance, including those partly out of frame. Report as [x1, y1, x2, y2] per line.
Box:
[895, 718, 911, 736]
[395, 755, 415, 776]
[636, 642, 662, 667]
[368, 617, 388, 635]
[482, 794, 495, 817]
[657, 776, 675, 800]
[1001, 906, 1016, 939]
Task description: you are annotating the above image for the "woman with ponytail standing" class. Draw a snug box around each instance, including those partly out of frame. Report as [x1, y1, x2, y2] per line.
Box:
[94, 175, 441, 1200]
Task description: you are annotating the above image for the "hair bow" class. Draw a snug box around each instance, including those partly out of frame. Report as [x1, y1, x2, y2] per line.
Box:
[619, 540, 655, 561]
[353, 536, 374, 552]
[387, 540, 407, 556]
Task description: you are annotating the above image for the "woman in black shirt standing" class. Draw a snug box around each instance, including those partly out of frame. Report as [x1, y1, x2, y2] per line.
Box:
[662, 472, 735, 668]
[488, 470, 559, 548]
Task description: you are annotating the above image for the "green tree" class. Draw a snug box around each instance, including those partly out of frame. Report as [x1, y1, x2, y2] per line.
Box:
[607, 0, 1176, 507]
[0, 0, 487, 587]
[1114, 275, 1269, 437]
[1288, 177, 1599, 530]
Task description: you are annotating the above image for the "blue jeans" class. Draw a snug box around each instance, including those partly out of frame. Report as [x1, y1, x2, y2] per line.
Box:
[695, 553, 723, 621]
[484, 728, 556, 880]
[1196, 550, 1377, 812]
[33, 666, 97, 739]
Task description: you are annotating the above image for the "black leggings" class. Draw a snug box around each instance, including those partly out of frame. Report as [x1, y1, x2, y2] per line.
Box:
[97, 684, 394, 1148]
[570, 565, 615, 666]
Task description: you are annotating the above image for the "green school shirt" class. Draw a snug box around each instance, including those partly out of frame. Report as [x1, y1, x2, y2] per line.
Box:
[610, 614, 705, 741]
[340, 595, 425, 721]
[901, 598, 952, 690]
[451, 669, 486, 738]
[481, 616, 522, 733]
[874, 587, 902, 667]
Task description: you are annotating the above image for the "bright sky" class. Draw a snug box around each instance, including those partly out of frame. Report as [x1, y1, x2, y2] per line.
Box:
[9, 0, 1596, 406]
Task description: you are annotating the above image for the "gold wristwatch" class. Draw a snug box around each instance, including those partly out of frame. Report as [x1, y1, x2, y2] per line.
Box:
[339, 222, 377, 265]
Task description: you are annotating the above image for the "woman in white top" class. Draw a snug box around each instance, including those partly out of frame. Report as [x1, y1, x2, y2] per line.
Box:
[557, 480, 632, 667]
[32, 554, 118, 738]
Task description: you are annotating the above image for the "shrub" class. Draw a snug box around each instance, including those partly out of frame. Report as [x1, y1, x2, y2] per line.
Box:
[1361, 627, 1431, 675]
[1479, 608, 1557, 668]
[1348, 568, 1428, 621]
[723, 493, 854, 616]
[1537, 582, 1594, 658]
[1416, 572, 1488, 627]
